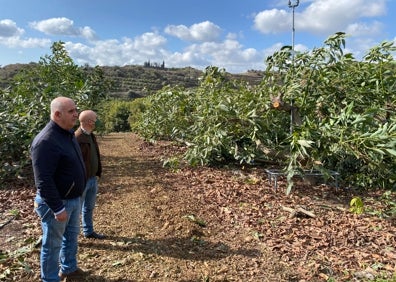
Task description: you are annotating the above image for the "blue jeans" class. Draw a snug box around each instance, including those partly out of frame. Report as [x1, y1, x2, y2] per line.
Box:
[81, 177, 98, 236]
[34, 194, 81, 282]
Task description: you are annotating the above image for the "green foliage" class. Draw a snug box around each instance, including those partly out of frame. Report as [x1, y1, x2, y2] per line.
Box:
[367, 191, 396, 219]
[133, 66, 286, 166]
[132, 85, 195, 141]
[382, 191, 396, 217]
[162, 156, 181, 172]
[0, 241, 37, 279]
[0, 41, 110, 183]
[127, 98, 147, 130]
[183, 67, 270, 165]
[80, 65, 113, 110]
[350, 196, 365, 214]
[132, 33, 396, 193]
[266, 33, 396, 193]
[100, 99, 146, 132]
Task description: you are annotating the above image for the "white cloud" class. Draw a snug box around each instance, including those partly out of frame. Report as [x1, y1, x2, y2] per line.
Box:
[0, 19, 51, 49]
[165, 21, 222, 42]
[130, 32, 167, 50]
[300, 0, 386, 34]
[168, 49, 210, 69]
[345, 21, 383, 37]
[254, 9, 290, 34]
[263, 42, 284, 57]
[64, 29, 264, 73]
[252, 0, 390, 64]
[0, 19, 24, 38]
[0, 37, 51, 48]
[165, 37, 263, 73]
[80, 26, 97, 41]
[294, 43, 309, 53]
[2, 0, 391, 74]
[254, 0, 387, 36]
[11, 37, 51, 48]
[30, 17, 97, 41]
[30, 18, 77, 35]
[66, 32, 168, 66]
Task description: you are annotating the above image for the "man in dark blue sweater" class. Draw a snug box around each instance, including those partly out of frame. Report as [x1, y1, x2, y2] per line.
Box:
[31, 96, 87, 281]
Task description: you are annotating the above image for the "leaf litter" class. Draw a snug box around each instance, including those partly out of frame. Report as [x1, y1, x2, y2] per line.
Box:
[0, 132, 395, 281]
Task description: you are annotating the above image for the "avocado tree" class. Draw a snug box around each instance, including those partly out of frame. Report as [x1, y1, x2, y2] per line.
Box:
[0, 41, 109, 183]
[132, 33, 396, 193]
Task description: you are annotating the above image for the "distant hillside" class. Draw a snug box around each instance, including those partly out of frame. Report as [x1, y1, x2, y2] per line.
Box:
[100, 65, 203, 99]
[0, 64, 264, 99]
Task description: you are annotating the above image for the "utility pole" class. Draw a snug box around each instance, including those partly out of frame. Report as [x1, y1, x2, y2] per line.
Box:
[288, 0, 299, 61]
[288, 0, 299, 134]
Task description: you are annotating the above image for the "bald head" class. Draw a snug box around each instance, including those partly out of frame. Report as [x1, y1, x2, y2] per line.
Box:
[50, 96, 78, 130]
[79, 110, 98, 133]
[51, 97, 74, 118]
[79, 110, 97, 123]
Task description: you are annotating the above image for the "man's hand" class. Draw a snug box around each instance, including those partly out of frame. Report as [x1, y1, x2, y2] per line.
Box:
[55, 210, 68, 222]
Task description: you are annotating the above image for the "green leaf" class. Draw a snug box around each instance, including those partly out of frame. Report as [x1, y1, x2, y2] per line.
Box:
[297, 139, 313, 147]
[385, 148, 396, 157]
[371, 148, 385, 155]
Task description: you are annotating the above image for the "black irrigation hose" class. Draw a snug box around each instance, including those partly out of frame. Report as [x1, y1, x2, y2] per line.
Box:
[0, 215, 17, 230]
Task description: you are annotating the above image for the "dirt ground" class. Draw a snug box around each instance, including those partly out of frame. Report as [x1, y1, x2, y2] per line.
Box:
[1, 132, 395, 281]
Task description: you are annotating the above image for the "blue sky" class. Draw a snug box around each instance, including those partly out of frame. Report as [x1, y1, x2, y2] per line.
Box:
[0, 0, 395, 73]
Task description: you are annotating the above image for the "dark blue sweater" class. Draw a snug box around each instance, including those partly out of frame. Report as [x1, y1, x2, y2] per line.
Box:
[31, 120, 86, 213]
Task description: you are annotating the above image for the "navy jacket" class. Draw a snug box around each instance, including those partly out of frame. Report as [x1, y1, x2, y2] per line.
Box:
[31, 120, 86, 213]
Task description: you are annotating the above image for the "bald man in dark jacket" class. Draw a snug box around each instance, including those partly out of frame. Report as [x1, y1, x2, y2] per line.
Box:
[31, 96, 87, 281]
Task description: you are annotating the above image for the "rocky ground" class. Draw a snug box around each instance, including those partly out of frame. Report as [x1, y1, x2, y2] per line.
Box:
[0, 132, 395, 281]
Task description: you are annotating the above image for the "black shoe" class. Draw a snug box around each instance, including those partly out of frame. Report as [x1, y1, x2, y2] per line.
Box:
[85, 231, 106, 239]
[59, 267, 87, 280]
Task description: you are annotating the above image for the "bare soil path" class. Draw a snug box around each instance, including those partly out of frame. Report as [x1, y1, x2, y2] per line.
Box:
[1, 132, 395, 281]
[83, 133, 292, 281]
